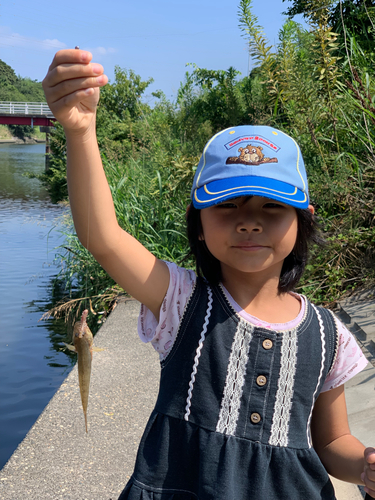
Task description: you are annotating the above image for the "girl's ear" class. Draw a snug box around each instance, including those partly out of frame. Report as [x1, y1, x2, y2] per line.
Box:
[308, 204, 315, 215]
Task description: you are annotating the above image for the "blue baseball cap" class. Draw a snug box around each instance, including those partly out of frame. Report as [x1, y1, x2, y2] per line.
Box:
[191, 125, 309, 209]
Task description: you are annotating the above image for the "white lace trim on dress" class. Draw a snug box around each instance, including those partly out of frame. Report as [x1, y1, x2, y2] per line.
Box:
[269, 327, 299, 447]
[306, 305, 327, 448]
[216, 320, 254, 435]
[184, 286, 213, 421]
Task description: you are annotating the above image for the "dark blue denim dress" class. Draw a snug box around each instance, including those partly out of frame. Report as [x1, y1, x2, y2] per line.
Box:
[119, 278, 338, 500]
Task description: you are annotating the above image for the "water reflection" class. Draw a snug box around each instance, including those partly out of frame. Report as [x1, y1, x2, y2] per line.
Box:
[25, 273, 79, 367]
[0, 143, 50, 201]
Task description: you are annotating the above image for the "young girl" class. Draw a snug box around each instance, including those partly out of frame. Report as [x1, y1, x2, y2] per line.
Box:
[43, 50, 375, 500]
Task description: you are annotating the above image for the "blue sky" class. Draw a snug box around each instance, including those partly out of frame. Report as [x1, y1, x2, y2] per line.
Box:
[0, 0, 306, 102]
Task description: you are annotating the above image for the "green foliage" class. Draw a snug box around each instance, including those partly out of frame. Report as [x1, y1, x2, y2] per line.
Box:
[0, 59, 18, 87]
[31, 123, 68, 203]
[238, 0, 275, 69]
[177, 64, 248, 135]
[0, 59, 46, 102]
[239, 0, 375, 303]
[282, 0, 375, 62]
[238, 0, 278, 109]
[99, 66, 154, 121]
[15, 77, 45, 102]
[107, 157, 193, 263]
[40, 2, 375, 312]
[50, 154, 196, 322]
[50, 215, 121, 329]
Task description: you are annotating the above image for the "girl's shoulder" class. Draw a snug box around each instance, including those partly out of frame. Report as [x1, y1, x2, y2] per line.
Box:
[138, 262, 197, 359]
[313, 304, 369, 392]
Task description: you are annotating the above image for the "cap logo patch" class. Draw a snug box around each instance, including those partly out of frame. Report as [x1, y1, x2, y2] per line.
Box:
[226, 144, 278, 166]
[224, 134, 280, 152]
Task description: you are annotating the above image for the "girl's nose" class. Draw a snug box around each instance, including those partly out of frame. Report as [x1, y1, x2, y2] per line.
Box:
[235, 202, 263, 233]
[236, 219, 262, 233]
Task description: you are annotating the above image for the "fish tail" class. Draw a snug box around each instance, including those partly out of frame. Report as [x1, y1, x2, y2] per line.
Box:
[84, 410, 88, 433]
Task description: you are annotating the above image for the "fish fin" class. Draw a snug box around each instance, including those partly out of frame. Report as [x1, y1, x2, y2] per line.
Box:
[92, 347, 106, 352]
[63, 342, 77, 352]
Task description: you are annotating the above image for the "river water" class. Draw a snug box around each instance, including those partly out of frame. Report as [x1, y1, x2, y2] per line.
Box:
[0, 143, 73, 469]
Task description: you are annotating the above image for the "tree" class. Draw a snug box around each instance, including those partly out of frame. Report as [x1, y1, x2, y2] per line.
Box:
[99, 67, 153, 121]
[0, 59, 23, 101]
[282, 0, 375, 58]
[15, 78, 45, 102]
[177, 64, 248, 136]
[0, 59, 17, 87]
[0, 59, 46, 102]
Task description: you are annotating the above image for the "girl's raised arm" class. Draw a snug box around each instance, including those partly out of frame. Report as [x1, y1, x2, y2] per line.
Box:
[43, 50, 169, 320]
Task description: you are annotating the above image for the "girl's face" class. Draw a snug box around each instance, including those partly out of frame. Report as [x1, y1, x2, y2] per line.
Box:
[200, 196, 301, 284]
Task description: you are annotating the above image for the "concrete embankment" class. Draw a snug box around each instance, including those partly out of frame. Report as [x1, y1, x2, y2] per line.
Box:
[0, 139, 19, 143]
[0, 138, 46, 144]
[0, 295, 374, 500]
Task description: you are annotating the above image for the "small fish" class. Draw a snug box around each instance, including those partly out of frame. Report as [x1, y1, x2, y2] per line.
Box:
[64, 309, 103, 432]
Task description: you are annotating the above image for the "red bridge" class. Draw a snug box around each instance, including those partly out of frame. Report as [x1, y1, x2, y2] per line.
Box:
[0, 102, 56, 127]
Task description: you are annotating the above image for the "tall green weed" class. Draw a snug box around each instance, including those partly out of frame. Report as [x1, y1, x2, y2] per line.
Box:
[49, 152, 196, 325]
[44, 0, 375, 313]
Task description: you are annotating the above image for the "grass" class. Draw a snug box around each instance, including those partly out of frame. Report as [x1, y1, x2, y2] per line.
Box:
[44, 153, 196, 328]
[0, 125, 13, 139]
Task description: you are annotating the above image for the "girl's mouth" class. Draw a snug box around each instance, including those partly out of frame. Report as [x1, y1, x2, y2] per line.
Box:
[232, 243, 267, 251]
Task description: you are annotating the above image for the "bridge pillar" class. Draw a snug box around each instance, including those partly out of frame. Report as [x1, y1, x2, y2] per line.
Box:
[40, 126, 53, 171]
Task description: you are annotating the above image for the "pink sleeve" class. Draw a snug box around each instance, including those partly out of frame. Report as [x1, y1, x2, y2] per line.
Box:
[138, 262, 196, 359]
[321, 316, 368, 392]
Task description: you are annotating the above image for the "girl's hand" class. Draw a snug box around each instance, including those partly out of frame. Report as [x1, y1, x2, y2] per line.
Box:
[362, 447, 375, 497]
[42, 49, 108, 135]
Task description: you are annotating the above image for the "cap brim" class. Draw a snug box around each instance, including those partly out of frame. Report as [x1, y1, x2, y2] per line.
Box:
[192, 176, 309, 209]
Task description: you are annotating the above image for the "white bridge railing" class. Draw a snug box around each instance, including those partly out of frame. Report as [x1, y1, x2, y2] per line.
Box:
[0, 101, 54, 117]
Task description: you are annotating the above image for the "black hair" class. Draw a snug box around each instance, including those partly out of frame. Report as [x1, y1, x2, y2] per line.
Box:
[186, 202, 324, 294]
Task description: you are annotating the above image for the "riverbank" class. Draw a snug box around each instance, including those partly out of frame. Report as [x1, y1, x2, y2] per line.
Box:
[0, 125, 46, 144]
[0, 138, 45, 144]
[0, 295, 374, 499]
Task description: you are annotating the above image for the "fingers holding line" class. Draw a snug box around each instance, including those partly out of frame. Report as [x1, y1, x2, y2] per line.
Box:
[46, 73, 107, 104]
[43, 49, 108, 103]
[47, 62, 105, 86]
[44, 49, 107, 86]
[45, 66, 106, 89]
[48, 48, 93, 72]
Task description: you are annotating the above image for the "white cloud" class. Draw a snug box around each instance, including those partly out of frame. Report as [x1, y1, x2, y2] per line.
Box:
[84, 46, 117, 57]
[0, 26, 117, 63]
[0, 26, 67, 51]
[42, 39, 67, 49]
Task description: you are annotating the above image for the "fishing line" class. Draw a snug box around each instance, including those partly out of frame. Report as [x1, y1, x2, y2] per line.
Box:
[75, 45, 91, 314]
[85, 170, 91, 314]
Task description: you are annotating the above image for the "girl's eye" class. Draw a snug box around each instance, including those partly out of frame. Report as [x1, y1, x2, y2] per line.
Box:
[217, 202, 237, 209]
[264, 202, 285, 208]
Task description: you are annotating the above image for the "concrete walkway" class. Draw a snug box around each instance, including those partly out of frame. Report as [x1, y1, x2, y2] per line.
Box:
[0, 300, 159, 500]
[331, 291, 375, 499]
[0, 295, 374, 500]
